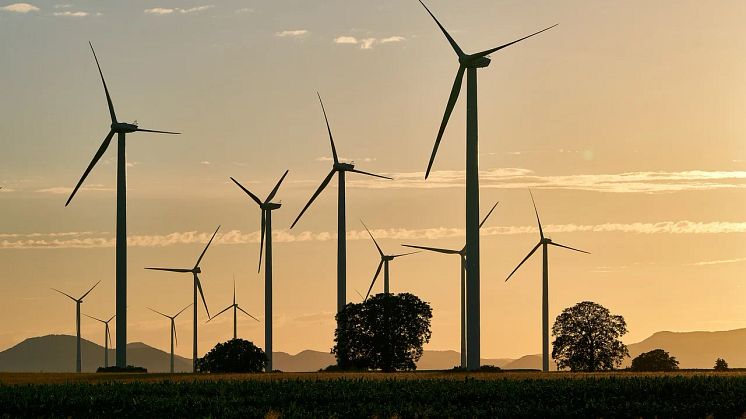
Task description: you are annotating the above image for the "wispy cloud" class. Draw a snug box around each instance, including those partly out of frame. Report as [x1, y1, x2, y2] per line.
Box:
[54, 3, 71, 8]
[2, 221, 744, 249]
[53, 10, 88, 17]
[234, 7, 253, 14]
[35, 184, 112, 195]
[316, 156, 375, 163]
[275, 29, 308, 38]
[200, 161, 211, 166]
[144, 5, 213, 15]
[1, 3, 39, 13]
[348, 169, 746, 194]
[333, 35, 406, 50]
[688, 257, 746, 266]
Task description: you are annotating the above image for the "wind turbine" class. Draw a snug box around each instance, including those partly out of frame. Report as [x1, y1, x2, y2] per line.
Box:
[403, 200, 498, 368]
[145, 226, 220, 372]
[52, 280, 101, 373]
[83, 313, 115, 368]
[505, 191, 589, 372]
[417, 0, 556, 370]
[361, 221, 418, 299]
[230, 170, 288, 372]
[207, 277, 259, 341]
[148, 304, 191, 373]
[290, 93, 391, 365]
[65, 42, 179, 368]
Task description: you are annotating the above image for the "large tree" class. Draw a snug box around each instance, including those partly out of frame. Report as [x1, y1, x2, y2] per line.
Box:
[551, 301, 629, 371]
[630, 349, 679, 372]
[333, 293, 432, 371]
[197, 339, 267, 373]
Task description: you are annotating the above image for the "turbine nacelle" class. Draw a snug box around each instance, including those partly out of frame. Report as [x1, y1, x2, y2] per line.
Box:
[193, 267, 202, 274]
[542, 237, 553, 244]
[261, 202, 282, 211]
[334, 162, 355, 171]
[460, 55, 491, 68]
[112, 122, 138, 134]
[383, 255, 396, 262]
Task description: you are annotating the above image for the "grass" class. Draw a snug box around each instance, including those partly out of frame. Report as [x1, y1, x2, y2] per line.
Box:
[1, 371, 745, 417]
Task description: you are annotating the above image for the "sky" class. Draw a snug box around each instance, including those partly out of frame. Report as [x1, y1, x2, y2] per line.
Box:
[0, 0, 745, 361]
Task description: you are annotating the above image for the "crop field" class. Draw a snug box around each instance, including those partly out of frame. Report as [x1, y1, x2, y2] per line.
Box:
[1, 371, 746, 417]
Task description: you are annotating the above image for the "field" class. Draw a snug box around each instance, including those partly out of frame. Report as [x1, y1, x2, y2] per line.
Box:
[1, 371, 746, 417]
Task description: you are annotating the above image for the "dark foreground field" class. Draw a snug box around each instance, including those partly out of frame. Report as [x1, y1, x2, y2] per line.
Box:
[1, 371, 745, 418]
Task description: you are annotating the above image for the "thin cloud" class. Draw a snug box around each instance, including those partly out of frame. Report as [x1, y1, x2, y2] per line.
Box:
[316, 156, 375, 163]
[54, 4, 71, 8]
[688, 257, 746, 266]
[348, 169, 746, 194]
[235, 7, 253, 13]
[334, 35, 406, 49]
[53, 10, 88, 16]
[144, 5, 213, 15]
[1, 3, 39, 12]
[35, 184, 112, 194]
[275, 29, 308, 37]
[200, 161, 211, 165]
[2, 221, 745, 249]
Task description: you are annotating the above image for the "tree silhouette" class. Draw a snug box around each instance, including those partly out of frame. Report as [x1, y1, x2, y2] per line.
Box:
[630, 349, 679, 371]
[333, 293, 432, 371]
[197, 339, 267, 373]
[714, 358, 729, 371]
[551, 301, 629, 371]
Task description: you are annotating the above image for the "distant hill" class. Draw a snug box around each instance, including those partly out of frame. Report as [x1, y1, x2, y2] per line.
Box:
[5, 328, 746, 372]
[0, 335, 192, 373]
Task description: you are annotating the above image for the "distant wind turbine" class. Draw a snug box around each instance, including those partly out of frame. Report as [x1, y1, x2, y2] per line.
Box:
[83, 313, 115, 368]
[290, 93, 391, 365]
[403, 200, 498, 369]
[361, 221, 418, 299]
[418, 0, 556, 370]
[52, 280, 101, 373]
[505, 191, 589, 372]
[148, 304, 191, 374]
[208, 277, 259, 341]
[230, 170, 288, 372]
[65, 42, 179, 369]
[146, 226, 220, 372]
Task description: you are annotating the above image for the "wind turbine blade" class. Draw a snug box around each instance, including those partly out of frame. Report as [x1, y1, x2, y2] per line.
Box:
[229, 177, 262, 206]
[549, 242, 590, 254]
[208, 305, 233, 322]
[354, 289, 364, 300]
[89, 42, 117, 123]
[402, 244, 460, 255]
[479, 201, 500, 228]
[195, 275, 210, 318]
[65, 130, 115, 207]
[174, 303, 192, 318]
[173, 322, 178, 347]
[417, 0, 464, 57]
[233, 276, 236, 306]
[194, 225, 220, 269]
[265, 170, 289, 203]
[505, 243, 541, 282]
[473, 24, 558, 58]
[425, 65, 465, 179]
[135, 128, 180, 135]
[79, 280, 101, 301]
[52, 288, 77, 301]
[145, 267, 192, 273]
[107, 326, 112, 348]
[83, 314, 105, 323]
[529, 189, 544, 239]
[147, 307, 170, 319]
[237, 306, 260, 322]
[391, 251, 419, 258]
[365, 260, 384, 300]
[361, 220, 384, 257]
[348, 168, 393, 180]
[290, 169, 336, 229]
[258, 211, 265, 273]
[107, 314, 116, 323]
[317, 92, 339, 164]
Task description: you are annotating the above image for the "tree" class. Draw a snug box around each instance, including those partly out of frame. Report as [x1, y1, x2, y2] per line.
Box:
[196, 339, 267, 373]
[714, 358, 729, 371]
[551, 301, 629, 371]
[333, 293, 432, 372]
[630, 349, 679, 371]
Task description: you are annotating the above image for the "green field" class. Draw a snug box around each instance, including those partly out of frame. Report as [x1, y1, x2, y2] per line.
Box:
[1, 371, 745, 417]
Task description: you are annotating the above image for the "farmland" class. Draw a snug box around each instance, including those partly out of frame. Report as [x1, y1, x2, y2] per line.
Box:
[1, 371, 746, 417]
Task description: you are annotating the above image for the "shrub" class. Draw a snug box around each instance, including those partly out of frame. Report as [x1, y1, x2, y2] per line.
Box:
[197, 339, 267, 373]
[714, 358, 729, 371]
[630, 349, 679, 372]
